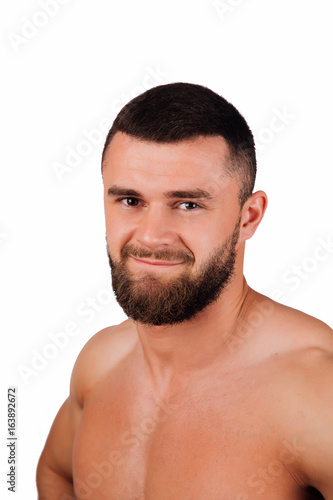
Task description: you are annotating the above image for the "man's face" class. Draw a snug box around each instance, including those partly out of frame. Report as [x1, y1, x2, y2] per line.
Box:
[102, 132, 243, 326]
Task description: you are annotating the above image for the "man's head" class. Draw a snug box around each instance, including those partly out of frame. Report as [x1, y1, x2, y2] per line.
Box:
[101, 83, 267, 326]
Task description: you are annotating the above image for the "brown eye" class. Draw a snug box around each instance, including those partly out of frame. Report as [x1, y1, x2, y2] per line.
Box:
[178, 202, 200, 210]
[121, 198, 139, 207]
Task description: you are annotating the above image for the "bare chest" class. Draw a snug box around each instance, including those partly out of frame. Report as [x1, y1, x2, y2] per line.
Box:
[72, 372, 306, 500]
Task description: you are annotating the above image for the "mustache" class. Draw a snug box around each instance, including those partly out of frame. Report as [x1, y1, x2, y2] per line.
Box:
[120, 243, 194, 264]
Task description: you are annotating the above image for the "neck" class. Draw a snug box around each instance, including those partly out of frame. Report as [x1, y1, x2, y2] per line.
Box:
[132, 273, 252, 394]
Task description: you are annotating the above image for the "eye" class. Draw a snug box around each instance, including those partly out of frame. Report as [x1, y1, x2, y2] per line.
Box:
[178, 201, 201, 210]
[119, 197, 140, 207]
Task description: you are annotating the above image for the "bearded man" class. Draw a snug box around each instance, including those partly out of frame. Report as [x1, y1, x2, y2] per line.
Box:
[37, 82, 332, 500]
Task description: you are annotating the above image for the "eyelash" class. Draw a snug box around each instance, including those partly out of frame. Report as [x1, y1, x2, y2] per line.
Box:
[116, 197, 203, 211]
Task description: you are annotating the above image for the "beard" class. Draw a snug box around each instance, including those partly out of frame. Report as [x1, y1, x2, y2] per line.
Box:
[107, 218, 241, 326]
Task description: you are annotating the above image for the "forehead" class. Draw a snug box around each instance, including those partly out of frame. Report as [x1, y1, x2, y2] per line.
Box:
[102, 132, 235, 196]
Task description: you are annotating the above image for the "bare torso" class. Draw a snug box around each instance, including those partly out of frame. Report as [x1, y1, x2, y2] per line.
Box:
[71, 295, 332, 499]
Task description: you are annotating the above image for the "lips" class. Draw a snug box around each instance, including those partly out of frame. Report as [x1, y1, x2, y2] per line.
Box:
[130, 256, 183, 267]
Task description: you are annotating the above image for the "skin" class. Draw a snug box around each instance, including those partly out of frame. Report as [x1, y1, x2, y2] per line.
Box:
[37, 132, 333, 499]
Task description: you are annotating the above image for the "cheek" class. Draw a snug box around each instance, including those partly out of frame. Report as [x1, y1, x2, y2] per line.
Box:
[195, 222, 225, 251]
[193, 226, 236, 269]
[105, 216, 130, 253]
[180, 223, 223, 264]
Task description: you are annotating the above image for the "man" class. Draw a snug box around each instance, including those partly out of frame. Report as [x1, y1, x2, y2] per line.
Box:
[37, 83, 332, 499]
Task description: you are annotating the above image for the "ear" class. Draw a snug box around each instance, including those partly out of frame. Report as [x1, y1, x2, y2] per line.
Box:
[239, 190, 268, 242]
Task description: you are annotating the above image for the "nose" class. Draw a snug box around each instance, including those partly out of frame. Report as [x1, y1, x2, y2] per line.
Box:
[134, 204, 179, 250]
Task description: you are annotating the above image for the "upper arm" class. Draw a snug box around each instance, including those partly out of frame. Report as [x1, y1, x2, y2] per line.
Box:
[37, 324, 131, 481]
[36, 328, 101, 480]
[37, 395, 80, 482]
[294, 351, 333, 498]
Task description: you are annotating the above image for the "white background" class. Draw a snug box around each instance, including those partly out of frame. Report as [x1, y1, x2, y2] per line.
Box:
[1, 0, 332, 498]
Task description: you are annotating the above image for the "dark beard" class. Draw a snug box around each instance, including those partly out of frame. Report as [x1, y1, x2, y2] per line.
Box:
[107, 219, 240, 326]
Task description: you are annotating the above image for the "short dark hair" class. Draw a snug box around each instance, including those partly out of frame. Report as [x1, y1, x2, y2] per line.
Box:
[102, 82, 256, 206]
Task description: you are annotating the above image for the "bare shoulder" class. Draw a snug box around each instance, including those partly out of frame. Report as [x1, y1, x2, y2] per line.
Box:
[246, 290, 333, 409]
[70, 319, 138, 407]
[247, 289, 333, 353]
[266, 297, 333, 401]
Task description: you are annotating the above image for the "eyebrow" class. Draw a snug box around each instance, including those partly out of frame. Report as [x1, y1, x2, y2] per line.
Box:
[107, 185, 213, 200]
